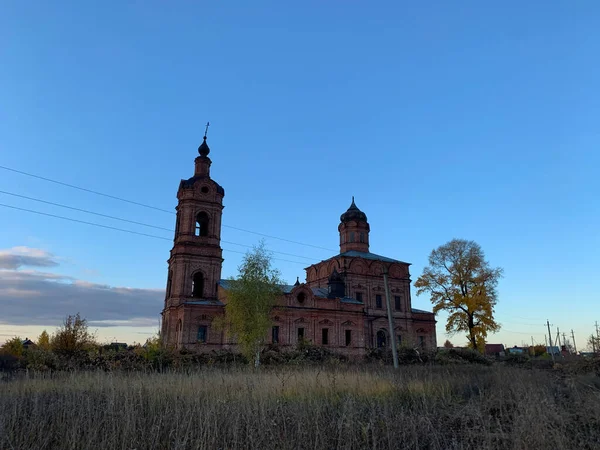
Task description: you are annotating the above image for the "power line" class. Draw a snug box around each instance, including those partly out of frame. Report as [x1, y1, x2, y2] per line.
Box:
[0, 189, 318, 261]
[0, 203, 309, 265]
[0, 165, 173, 214]
[0, 164, 336, 252]
[0, 190, 173, 232]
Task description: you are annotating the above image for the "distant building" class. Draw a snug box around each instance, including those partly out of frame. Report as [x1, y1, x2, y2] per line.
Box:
[21, 338, 35, 349]
[507, 346, 527, 355]
[485, 344, 505, 357]
[160, 135, 437, 356]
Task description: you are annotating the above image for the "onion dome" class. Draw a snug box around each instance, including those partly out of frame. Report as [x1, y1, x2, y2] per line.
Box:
[340, 196, 367, 223]
[198, 136, 210, 157]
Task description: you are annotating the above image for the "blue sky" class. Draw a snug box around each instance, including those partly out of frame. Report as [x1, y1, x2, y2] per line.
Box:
[1, 1, 598, 348]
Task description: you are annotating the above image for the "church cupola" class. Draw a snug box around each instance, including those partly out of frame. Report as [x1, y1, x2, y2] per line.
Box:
[338, 197, 370, 253]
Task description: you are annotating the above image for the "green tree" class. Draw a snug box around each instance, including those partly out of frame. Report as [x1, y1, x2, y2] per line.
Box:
[1, 337, 24, 357]
[51, 313, 96, 355]
[37, 330, 51, 350]
[443, 339, 454, 349]
[223, 241, 283, 367]
[415, 239, 503, 352]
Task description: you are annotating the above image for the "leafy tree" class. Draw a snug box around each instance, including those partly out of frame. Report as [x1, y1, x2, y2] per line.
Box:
[51, 313, 97, 355]
[37, 330, 51, 350]
[1, 337, 24, 357]
[443, 339, 454, 349]
[223, 241, 283, 368]
[415, 239, 503, 352]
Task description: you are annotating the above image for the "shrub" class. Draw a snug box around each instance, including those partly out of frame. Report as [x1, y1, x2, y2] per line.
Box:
[437, 348, 492, 365]
[51, 313, 96, 356]
[1, 337, 24, 358]
[26, 348, 59, 371]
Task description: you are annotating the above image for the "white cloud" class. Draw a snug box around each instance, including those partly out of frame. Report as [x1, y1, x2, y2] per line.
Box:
[0, 246, 59, 269]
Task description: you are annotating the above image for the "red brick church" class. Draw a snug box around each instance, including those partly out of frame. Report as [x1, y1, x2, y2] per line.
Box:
[161, 135, 437, 355]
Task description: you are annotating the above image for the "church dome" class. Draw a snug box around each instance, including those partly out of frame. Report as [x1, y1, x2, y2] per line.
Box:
[198, 136, 210, 157]
[340, 197, 367, 223]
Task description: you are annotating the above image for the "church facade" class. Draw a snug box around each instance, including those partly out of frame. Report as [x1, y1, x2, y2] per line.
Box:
[161, 136, 437, 356]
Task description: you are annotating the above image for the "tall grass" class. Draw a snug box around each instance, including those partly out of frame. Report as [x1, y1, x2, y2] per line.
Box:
[1, 365, 599, 449]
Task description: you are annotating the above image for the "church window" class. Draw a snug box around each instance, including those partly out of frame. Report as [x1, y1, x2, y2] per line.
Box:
[349, 232, 355, 243]
[197, 325, 207, 343]
[360, 232, 365, 243]
[297, 327, 305, 341]
[377, 330, 386, 348]
[394, 295, 402, 311]
[418, 336, 426, 348]
[201, 186, 209, 194]
[397, 335, 402, 346]
[175, 319, 182, 346]
[356, 292, 363, 303]
[174, 213, 180, 239]
[166, 270, 173, 299]
[192, 272, 204, 298]
[321, 328, 329, 345]
[345, 330, 352, 346]
[297, 292, 305, 304]
[195, 212, 210, 237]
[376, 294, 383, 309]
[272, 326, 280, 344]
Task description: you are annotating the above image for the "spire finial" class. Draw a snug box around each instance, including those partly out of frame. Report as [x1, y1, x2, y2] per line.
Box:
[198, 121, 211, 156]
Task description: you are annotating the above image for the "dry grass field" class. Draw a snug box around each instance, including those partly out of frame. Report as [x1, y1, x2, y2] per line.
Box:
[1, 365, 599, 450]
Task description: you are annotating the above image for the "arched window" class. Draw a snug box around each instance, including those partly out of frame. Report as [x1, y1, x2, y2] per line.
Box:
[166, 270, 173, 299]
[349, 232, 355, 243]
[192, 272, 204, 298]
[175, 319, 182, 346]
[360, 232, 365, 243]
[195, 212, 210, 237]
[377, 329, 387, 348]
[174, 212, 180, 239]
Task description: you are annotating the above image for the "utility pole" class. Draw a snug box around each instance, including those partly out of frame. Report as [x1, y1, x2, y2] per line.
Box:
[571, 329, 577, 354]
[546, 320, 555, 363]
[562, 332, 568, 354]
[596, 321, 599, 339]
[382, 265, 399, 369]
[531, 336, 535, 356]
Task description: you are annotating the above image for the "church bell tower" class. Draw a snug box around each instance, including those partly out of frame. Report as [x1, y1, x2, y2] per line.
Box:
[161, 127, 225, 347]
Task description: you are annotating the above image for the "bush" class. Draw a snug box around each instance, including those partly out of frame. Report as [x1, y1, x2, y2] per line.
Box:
[51, 313, 96, 356]
[26, 348, 59, 371]
[1, 337, 24, 358]
[436, 348, 493, 366]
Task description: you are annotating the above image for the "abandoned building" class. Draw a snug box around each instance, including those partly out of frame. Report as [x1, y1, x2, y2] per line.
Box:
[160, 135, 437, 355]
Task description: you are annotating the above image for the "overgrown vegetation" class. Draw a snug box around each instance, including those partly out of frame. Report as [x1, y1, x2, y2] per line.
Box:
[2, 313, 599, 449]
[1, 364, 599, 450]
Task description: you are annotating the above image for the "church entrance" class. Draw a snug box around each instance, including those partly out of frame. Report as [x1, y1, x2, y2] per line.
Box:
[376, 329, 386, 348]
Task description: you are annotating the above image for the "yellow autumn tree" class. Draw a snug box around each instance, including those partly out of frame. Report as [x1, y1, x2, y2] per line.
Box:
[415, 239, 503, 352]
[37, 330, 51, 350]
[222, 241, 283, 368]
